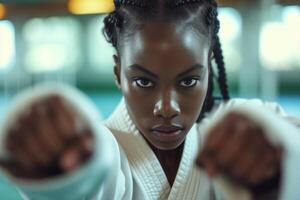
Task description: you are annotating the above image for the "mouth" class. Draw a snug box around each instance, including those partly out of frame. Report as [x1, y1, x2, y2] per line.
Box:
[151, 125, 184, 133]
[150, 125, 184, 141]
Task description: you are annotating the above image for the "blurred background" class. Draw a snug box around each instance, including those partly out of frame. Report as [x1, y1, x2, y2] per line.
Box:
[0, 0, 299, 199]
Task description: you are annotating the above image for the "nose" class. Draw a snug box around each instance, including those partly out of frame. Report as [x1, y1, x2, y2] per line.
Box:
[153, 90, 180, 120]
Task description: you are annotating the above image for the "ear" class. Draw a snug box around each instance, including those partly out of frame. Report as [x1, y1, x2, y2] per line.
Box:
[113, 55, 121, 89]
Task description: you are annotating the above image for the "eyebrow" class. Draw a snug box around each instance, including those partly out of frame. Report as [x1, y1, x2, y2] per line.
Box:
[128, 64, 159, 79]
[177, 64, 204, 78]
[127, 63, 204, 79]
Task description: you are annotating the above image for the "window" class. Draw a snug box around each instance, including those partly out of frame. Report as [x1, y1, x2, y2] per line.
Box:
[0, 20, 15, 71]
[88, 15, 115, 75]
[218, 8, 242, 72]
[260, 6, 300, 70]
[23, 17, 81, 73]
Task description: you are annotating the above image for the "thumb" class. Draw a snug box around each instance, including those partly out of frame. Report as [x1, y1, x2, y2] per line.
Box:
[59, 133, 93, 172]
[59, 146, 82, 172]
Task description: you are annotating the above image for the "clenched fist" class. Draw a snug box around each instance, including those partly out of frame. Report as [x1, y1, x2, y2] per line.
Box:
[196, 112, 283, 197]
[1, 95, 93, 179]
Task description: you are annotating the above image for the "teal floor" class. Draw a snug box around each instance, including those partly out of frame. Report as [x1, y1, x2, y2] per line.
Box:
[0, 92, 299, 199]
[0, 176, 22, 200]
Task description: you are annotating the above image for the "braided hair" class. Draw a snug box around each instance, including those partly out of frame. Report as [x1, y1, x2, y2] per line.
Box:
[103, 0, 230, 122]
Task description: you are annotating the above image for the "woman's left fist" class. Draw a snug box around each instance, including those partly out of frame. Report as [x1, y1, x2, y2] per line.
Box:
[196, 112, 283, 189]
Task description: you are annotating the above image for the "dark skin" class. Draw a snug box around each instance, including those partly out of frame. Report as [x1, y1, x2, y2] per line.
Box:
[114, 22, 209, 185]
[1, 21, 282, 197]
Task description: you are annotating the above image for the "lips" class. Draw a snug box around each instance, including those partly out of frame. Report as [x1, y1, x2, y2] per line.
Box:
[151, 125, 183, 133]
[150, 125, 184, 142]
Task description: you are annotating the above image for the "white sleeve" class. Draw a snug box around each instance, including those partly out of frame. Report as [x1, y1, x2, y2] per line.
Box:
[200, 99, 300, 200]
[0, 83, 130, 200]
[284, 116, 300, 129]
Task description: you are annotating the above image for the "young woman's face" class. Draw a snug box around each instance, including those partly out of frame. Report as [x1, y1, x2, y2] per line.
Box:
[115, 22, 210, 150]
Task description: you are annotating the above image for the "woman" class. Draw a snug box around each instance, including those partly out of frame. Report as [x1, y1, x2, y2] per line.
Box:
[0, 0, 299, 199]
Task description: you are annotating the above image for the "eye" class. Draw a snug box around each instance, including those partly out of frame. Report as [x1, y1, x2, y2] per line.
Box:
[179, 78, 199, 88]
[134, 78, 154, 88]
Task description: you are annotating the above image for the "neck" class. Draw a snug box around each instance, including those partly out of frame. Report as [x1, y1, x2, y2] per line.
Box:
[150, 142, 185, 187]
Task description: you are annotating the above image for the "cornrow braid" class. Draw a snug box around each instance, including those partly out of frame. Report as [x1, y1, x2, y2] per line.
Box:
[103, 12, 121, 47]
[214, 35, 230, 100]
[205, 3, 230, 101]
[114, 0, 148, 8]
[169, 0, 204, 7]
[103, 0, 151, 48]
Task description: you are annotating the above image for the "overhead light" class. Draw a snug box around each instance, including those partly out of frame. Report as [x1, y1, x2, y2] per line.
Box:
[68, 0, 115, 15]
[0, 3, 6, 19]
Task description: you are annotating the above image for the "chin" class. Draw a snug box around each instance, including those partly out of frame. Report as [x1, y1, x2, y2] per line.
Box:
[152, 140, 184, 151]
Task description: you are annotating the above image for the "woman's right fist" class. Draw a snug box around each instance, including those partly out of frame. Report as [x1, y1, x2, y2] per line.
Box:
[1, 95, 93, 179]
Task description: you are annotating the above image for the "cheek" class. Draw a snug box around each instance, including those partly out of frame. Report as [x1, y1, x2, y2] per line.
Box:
[120, 74, 155, 123]
[121, 74, 153, 105]
[180, 77, 209, 119]
[181, 88, 206, 118]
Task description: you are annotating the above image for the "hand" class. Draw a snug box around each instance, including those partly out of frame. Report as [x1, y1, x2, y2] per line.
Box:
[196, 112, 282, 195]
[0, 95, 93, 179]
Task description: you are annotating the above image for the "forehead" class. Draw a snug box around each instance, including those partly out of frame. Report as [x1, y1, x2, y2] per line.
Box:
[121, 22, 210, 69]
